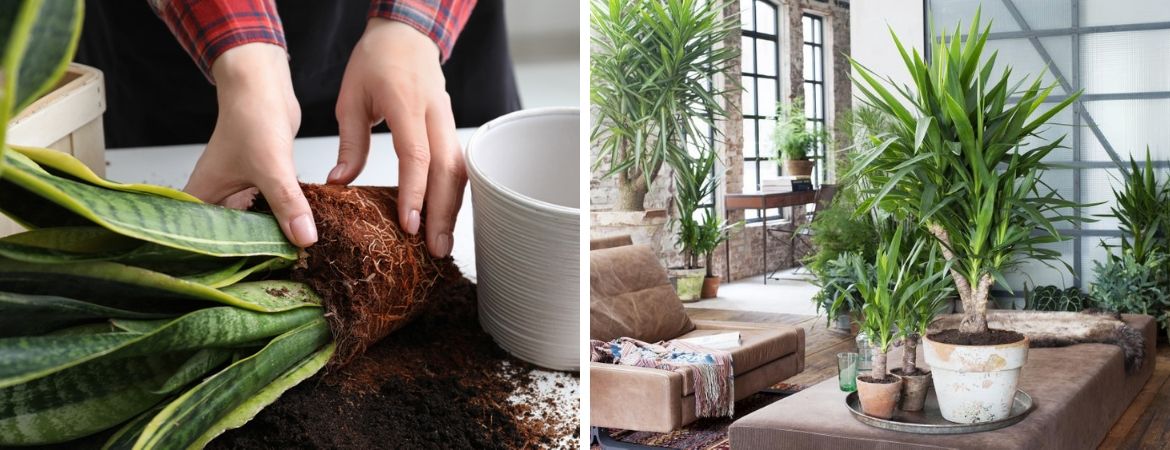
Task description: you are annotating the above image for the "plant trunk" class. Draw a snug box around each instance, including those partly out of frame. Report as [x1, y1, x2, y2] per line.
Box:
[928, 223, 992, 334]
[902, 335, 918, 374]
[870, 347, 887, 381]
[615, 178, 648, 211]
[705, 251, 714, 277]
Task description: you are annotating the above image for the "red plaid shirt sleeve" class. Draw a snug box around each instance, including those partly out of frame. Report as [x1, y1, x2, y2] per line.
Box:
[368, 0, 477, 62]
[149, 0, 286, 83]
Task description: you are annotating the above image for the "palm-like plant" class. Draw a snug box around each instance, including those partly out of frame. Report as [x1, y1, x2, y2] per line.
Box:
[849, 11, 1084, 335]
[672, 148, 718, 270]
[894, 241, 953, 375]
[590, 0, 738, 211]
[1104, 149, 1170, 269]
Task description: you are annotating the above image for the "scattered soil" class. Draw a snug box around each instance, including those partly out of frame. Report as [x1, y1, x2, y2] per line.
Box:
[857, 375, 898, 384]
[288, 184, 452, 366]
[208, 267, 579, 449]
[929, 328, 1026, 346]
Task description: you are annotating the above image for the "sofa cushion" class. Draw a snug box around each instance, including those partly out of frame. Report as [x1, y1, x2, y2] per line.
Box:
[590, 244, 695, 342]
[674, 326, 802, 395]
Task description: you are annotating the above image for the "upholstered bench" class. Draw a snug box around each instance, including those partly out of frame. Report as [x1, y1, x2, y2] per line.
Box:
[729, 315, 1156, 450]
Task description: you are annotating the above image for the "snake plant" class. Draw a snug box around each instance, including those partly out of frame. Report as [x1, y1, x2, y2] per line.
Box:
[0, 2, 337, 448]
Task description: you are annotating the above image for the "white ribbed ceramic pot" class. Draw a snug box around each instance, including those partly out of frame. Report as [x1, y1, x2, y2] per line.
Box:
[464, 107, 580, 371]
[923, 334, 1028, 423]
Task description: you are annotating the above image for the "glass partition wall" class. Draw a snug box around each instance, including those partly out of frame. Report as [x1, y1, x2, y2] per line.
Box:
[927, 0, 1170, 298]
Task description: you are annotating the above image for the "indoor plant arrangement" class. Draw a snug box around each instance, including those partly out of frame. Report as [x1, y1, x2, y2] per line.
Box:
[670, 147, 734, 301]
[844, 227, 946, 419]
[850, 11, 1084, 423]
[0, 2, 447, 447]
[772, 99, 823, 178]
[590, 0, 738, 211]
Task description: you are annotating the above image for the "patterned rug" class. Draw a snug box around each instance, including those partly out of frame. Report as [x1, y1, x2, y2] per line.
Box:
[592, 382, 809, 449]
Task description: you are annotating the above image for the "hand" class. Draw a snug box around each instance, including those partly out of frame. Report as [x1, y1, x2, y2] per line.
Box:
[331, 18, 466, 258]
[184, 43, 318, 248]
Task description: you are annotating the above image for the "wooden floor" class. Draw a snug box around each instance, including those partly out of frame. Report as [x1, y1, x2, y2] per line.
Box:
[686, 308, 1170, 449]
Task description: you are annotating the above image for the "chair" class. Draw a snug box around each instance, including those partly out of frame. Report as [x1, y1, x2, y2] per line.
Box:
[766, 185, 837, 279]
[589, 236, 806, 435]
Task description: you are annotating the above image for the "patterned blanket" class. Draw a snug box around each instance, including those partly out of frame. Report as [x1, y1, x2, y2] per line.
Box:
[591, 338, 734, 418]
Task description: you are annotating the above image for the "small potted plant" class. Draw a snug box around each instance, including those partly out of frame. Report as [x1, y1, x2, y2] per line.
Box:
[772, 99, 822, 178]
[695, 211, 741, 299]
[891, 237, 952, 411]
[840, 227, 932, 419]
[669, 148, 719, 301]
[851, 11, 1084, 423]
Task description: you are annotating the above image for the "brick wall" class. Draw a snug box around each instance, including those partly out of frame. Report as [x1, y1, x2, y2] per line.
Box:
[590, 0, 851, 282]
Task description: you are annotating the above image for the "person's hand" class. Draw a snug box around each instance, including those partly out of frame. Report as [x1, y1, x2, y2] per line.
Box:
[184, 43, 318, 248]
[331, 18, 466, 258]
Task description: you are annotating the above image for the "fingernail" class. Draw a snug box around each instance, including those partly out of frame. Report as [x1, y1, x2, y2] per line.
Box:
[434, 232, 452, 257]
[290, 214, 318, 246]
[405, 209, 421, 235]
[327, 164, 346, 183]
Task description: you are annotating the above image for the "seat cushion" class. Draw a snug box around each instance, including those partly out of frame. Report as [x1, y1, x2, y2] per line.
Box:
[674, 326, 802, 395]
[590, 244, 695, 342]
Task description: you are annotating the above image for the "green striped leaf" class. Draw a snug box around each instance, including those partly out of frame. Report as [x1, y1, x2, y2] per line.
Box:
[11, 145, 200, 202]
[0, 290, 173, 337]
[0, 353, 183, 446]
[0, 226, 140, 262]
[184, 257, 295, 289]
[135, 319, 331, 450]
[0, 259, 309, 312]
[0, 306, 321, 388]
[2, 151, 297, 259]
[102, 404, 166, 450]
[153, 348, 235, 395]
[188, 343, 335, 449]
[219, 280, 325, 309]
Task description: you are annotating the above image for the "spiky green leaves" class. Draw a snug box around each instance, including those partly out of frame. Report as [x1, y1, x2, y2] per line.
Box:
[847, 10, 1086, 320]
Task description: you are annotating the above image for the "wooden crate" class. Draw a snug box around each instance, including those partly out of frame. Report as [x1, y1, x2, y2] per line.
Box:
[3, 63, 107, 236]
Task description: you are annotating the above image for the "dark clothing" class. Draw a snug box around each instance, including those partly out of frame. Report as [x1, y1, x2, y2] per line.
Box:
[74, 0, 520, 148]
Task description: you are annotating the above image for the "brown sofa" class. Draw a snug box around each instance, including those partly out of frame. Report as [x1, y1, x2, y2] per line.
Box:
[729, 314, 1158, 450]
[590, 236, 806, 433]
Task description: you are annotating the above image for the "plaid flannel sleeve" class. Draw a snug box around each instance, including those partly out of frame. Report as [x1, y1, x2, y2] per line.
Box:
[368, 0, 477, 62]
[148, 0, 286, 82]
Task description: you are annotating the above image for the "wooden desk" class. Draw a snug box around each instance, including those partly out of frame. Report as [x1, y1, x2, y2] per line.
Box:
[724, 190, 818, 284]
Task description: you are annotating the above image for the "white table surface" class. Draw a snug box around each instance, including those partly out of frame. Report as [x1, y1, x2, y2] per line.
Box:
[106, 130, 480, 279]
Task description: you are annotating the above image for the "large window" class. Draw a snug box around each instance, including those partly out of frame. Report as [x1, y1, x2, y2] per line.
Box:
[927, 0, 1170, 294]
[741, 0, 781, 222]
[802, 13, 827, 185]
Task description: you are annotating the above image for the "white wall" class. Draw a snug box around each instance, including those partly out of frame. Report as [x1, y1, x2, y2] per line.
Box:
[849, 0, 924, 107]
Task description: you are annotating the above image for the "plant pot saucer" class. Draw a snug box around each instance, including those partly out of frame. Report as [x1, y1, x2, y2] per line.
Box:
[845, 389, 1033, 434]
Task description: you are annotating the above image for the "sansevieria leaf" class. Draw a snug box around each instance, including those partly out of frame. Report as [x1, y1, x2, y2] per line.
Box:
[134, 319, 332, 450]
[0, 353, 186, 446]
[0, 305, 321, 388]
[0, 0, 85, 175]
[0, 291, 172, 337]
[2, 151, 297, 259]
[11, 145, 201, 202]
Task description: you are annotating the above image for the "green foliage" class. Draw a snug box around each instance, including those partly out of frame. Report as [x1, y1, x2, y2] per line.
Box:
[848, 10, 1085, 332]
[0, 0, 84, 174]
[814, 251, 869, 323]
[806, 203, 880, 276]
[671, 148, 741, 272]
[772, 99, 823, 161]
[590, 0, 739, 208]
[0, 3, 332, 446]
[1092, 250, 1170, 333]
[1103, 149, 1170, 270]
[1024, 285, 1096, 312]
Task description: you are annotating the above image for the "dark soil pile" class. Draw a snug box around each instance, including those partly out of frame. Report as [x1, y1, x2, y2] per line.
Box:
[929, 328, 1026, 346]
[207, 266, 578, 449]
[293, 184, 450, 366]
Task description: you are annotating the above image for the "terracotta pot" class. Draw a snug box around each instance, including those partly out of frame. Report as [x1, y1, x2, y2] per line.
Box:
[890, 368, 931, 412]
[700, 276, 720, 299]
[784, 159, 815, 177]
[924, 333, 1029, 423]
[668, 267, 705, 302]
[856, 375, 902, 419]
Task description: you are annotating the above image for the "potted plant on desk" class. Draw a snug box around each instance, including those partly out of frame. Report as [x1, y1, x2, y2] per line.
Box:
[773, 99, 823, 178]
[850, 11, 1084, 423]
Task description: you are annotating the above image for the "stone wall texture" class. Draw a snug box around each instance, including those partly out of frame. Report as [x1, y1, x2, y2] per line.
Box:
[589, 0, 851, 282]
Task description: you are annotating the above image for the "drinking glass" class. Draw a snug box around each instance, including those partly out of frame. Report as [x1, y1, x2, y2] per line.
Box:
[837, 352, 859, 392]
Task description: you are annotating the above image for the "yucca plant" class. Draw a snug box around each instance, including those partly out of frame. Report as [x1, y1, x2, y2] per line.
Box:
[1103, 149, 1170, 271]
[845, 226, 947, 381]
[590, 0, 739, 211]
[849, 10, 1084, 335]
[893, 240, 952, 376]
[0, 2, 444, 448]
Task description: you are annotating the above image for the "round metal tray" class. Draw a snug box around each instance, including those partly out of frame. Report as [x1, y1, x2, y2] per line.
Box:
[845, 389, 1034, 434]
